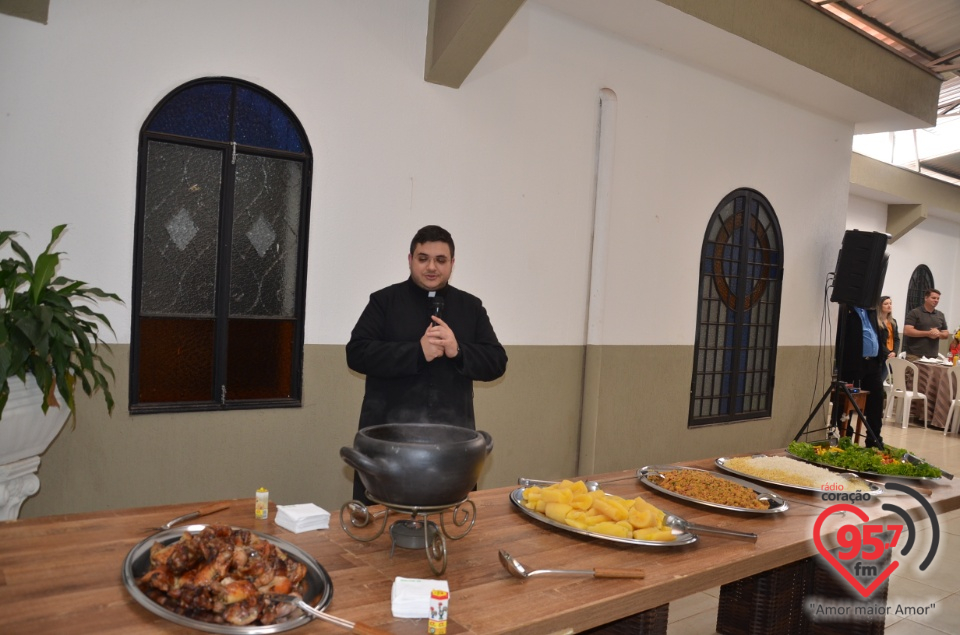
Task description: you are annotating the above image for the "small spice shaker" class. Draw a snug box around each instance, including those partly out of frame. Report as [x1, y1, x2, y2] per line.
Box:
[255, 487, 269, 520]
[428, 588, 448, 634]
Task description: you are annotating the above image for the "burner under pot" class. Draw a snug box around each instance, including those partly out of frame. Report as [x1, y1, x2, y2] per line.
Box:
[390, 519, 439, 551]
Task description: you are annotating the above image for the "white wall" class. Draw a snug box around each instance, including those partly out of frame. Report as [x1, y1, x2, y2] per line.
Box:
[600, 56, 852, 346]
[0, 0, 854, 352]
[847, 195, 960, 326]
[1, 0, 895, 517]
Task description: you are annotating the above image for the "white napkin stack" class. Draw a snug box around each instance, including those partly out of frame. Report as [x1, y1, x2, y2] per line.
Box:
[391, 577, 450, 618]
[275, 503, 330, 533]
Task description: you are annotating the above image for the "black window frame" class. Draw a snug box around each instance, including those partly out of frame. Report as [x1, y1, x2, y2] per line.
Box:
[688, 188, 784, 427]
[905, 264, 934, 320]
[129, 77, 312, 414]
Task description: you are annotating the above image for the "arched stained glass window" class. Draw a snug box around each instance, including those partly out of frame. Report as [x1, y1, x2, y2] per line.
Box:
[689, 189, 783, 426]
[130, 78, 312, 413]
[905, 265, 934, 320]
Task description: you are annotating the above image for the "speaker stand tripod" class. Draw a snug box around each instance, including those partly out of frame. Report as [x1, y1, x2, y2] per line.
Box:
[793, 305, 883, 448]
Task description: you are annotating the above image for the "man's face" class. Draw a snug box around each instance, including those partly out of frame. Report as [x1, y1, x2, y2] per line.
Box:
[408, 241, 454, 291]
[925, 292, 941, 311]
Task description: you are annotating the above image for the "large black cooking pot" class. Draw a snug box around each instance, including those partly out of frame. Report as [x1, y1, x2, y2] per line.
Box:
[340, 423, 493, 507]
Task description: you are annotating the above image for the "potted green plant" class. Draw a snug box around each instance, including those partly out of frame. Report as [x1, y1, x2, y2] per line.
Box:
[1, 224, 120, 421]
[0, 225, 121, 518]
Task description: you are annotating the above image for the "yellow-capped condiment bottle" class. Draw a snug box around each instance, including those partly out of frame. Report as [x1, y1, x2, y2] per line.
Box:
[255, 487, 269, 520]
[428, 588, 448, 634]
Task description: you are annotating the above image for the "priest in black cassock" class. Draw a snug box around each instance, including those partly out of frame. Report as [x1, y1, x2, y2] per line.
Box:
[346, 225, 508, 503]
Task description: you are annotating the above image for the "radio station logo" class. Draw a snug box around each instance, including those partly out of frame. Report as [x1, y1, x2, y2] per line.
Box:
[813, 482, 939, 598]
[805, 482, 941, 624]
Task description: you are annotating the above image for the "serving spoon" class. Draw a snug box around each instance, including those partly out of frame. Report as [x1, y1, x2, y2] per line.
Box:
[146, 503, 230, 532]
[498, 550, 645, 579]
[268, 594, 388, 634]
[517, 476, 640, 491]
[661, 515, 758, 542]
[833, 470, 935, 496]
[902, 452, 954, 480]
[518, 477, 601, 491]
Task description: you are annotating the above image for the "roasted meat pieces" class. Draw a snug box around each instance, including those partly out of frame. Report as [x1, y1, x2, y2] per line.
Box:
[137, 524, 308, 625]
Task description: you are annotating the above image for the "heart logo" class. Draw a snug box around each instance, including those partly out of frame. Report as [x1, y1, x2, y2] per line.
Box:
[813, 504, 899, 598]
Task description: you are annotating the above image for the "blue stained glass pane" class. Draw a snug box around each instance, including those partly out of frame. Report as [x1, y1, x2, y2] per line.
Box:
[235, 87, 303, 153]
[147, 83, 232, 141]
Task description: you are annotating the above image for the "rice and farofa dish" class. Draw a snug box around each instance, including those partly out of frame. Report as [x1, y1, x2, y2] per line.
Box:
[719, 455, 873, 492]
[650, 469, 770, 510]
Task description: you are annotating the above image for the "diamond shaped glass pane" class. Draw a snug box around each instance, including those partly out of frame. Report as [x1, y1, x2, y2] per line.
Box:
[230, 154, 303, 317]
[141, 141, 222, 316]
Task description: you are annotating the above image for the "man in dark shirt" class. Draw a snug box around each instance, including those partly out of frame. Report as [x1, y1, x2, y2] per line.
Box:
[346, 225, 507, 502]
[903, 288, 949, 360]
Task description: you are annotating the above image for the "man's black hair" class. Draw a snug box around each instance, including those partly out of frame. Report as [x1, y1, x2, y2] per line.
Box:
[410, 225, 454, 258]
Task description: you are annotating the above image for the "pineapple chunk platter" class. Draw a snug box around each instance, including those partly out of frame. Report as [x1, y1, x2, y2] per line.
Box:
[510, 479, 697, 547]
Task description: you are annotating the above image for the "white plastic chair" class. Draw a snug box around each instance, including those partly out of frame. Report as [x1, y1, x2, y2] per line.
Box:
[885, 357, 928, 429]
[882, 364, 894, 421]
[943, 364, 960, 435]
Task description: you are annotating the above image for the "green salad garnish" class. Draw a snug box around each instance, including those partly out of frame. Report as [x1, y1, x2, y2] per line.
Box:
[788, 437, 942, 478]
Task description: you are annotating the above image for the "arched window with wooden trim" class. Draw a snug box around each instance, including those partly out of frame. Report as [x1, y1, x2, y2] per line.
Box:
[689, 188, 783, 426]
[905, 264, 934, 320]
[130, 77, 312, 414]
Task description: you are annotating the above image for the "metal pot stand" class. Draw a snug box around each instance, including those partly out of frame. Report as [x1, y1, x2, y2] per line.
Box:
[338, 495, 476, 575]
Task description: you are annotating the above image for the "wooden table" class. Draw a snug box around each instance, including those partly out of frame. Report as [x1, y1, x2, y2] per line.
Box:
[911, 361, 955, 428]
[3, 454, 960, 635]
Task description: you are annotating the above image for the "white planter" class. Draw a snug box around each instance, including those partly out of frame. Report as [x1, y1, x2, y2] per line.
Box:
[0, 377, 70, 519]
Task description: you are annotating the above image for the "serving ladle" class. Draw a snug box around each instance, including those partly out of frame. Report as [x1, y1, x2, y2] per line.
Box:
[498, 549, 645, 579]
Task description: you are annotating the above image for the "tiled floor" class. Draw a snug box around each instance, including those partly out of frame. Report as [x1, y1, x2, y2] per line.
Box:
[667, 423, 960, 634]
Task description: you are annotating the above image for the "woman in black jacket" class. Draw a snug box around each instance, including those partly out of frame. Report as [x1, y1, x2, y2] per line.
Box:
[877, 295, 900, 382]
[877, 296, 900, 358]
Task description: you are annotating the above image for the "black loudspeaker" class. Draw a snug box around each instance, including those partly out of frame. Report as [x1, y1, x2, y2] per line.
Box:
[830, 230, 889, 308]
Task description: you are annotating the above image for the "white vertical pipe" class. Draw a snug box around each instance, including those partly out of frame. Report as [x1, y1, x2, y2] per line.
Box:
[913, 128, 921, 172]
[586, 89, 617, 345]
[577, 88, 617, 475]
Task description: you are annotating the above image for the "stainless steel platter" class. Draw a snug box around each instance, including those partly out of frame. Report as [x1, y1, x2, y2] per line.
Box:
[508, 488, 697, 547]
[715, 456, 883, 495]
[638, 465, 788, 514]
[122, 524, 333, 634]
[785, 448, 943, 482]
